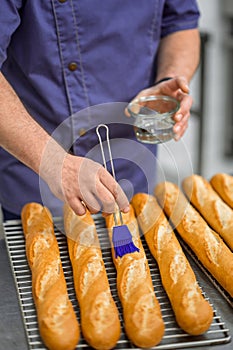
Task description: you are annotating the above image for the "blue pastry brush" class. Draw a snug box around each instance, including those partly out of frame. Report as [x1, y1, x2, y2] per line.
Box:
[96, 124, 140, 258]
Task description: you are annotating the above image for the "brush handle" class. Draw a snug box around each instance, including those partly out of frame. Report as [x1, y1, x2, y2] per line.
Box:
[113, 210, 123, 226]
[96, 124, 116, 179]
[96, 124, 125, 225]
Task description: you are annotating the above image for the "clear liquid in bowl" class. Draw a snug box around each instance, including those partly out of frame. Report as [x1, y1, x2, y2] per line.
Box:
[134, 118, 174, 144]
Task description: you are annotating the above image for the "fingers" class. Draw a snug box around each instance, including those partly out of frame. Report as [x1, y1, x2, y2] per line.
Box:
[79, 180, 129, 215]
[61, 156, 130, 216]
[116, 184, 130, 213]
[78, 160, 129, 213]
[170, 76, 190, 94]
[98, 167, 130, 213]
[80, 181, 116, 214]
[155, 76, 190, 96]
[67, 197, 87, 216]
[172, 88, 193, 140]
[176, 87, 193, 107]
[173, 112, 190, 140]
[125, 76, 190, 117]
[125, 97, 144, 117]
[173, 93, 192, 122]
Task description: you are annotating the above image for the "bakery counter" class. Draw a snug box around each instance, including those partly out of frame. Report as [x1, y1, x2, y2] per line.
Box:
[0, 218, 232, 350]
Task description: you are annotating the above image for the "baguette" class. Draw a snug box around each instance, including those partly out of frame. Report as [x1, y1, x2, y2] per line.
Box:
[21, 202, 80, 350]
[182, 174, 233, 250]
[210, 173, 233, 209]
[155, 182, 233, 297]
[63, 205, 121, 350]
[105, 205, 164, 348]
[131, 193, 213, 335]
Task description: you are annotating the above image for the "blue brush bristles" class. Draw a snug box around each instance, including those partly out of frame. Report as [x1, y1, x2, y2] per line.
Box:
[112, 225, 140, 258]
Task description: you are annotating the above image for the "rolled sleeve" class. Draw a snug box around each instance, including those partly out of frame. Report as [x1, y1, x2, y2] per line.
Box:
[0, 0, 22, 68]
[161, 0, 200, 38]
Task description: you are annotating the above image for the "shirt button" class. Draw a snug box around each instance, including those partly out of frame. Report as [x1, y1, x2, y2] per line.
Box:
[58, 0, 67, 3]
[68, 62, 78, 71]
[78, 128, 86, 136]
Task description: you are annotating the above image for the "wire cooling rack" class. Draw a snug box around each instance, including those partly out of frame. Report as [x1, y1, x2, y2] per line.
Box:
[3, 216, 231, 350]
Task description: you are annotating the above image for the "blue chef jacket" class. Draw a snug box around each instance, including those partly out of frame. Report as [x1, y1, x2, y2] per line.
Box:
[0, 0, 200, 216]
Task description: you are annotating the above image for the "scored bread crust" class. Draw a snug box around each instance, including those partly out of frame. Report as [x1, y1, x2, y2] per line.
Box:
[21, 202, 80, 350]
[131, 193, 213, 335]
[210, 173, 233, 209]
[155, 182, 233, 298]
[63, 205, 121, 350]
[182, 174, 233, 251]
[105, 205, 165, 348]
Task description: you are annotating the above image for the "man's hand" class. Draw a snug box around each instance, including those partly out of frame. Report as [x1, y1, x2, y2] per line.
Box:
[131, 28, 201, 141]
[42, 151, 130, 216]
[128, 76, 192, 141]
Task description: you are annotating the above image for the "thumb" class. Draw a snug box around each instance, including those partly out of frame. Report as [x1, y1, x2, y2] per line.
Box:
[175, 76, 190, 94]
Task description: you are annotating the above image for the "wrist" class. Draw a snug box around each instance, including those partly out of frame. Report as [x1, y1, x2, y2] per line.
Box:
[39, 140, 67, 183]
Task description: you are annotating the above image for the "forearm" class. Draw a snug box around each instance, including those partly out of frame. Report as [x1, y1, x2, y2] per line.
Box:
[0, 72, 66, 179]
[155, 29, 201, 83]
[0, 73, 129, 215]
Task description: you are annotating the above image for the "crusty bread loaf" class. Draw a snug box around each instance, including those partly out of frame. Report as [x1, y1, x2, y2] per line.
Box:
[210, 173, 233, 209]
[63, 205, 121, 350]
[182, 174, 233, 251]
[105, 205, 165, 348]
[131, 193, 213, 335]
[155, 182, 233, 298]
[21, 202, 80, 350]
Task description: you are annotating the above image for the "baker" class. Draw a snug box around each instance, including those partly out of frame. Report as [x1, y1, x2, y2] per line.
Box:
[0, 0, 200, 220]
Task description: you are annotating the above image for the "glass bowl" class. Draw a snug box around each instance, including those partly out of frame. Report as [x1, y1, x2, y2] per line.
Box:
[127, 95, 180, 144]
